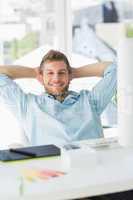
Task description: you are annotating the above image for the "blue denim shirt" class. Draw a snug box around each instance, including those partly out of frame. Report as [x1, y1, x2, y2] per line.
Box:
[0, 63, 117, 146]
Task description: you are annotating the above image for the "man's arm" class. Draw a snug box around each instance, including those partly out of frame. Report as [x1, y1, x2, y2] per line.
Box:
[0, 65, 36, 79]
[72, 61, 112, 79]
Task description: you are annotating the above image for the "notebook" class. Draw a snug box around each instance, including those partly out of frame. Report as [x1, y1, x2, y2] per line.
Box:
[0, 144, 61, 161]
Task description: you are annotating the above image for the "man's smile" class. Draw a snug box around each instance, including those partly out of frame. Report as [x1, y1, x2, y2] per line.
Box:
[48, 83, 64, 87]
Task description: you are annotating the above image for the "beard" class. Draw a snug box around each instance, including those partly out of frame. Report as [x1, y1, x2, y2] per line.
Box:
[44, 85, 69, 97]
[44, 85, 69, 102]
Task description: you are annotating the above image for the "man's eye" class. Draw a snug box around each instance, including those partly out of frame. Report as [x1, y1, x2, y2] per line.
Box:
[59, 72, 66, 75]
[47, 72, 53, 75]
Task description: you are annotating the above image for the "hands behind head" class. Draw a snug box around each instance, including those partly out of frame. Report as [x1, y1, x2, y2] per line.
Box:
[34, 67, 40, 75]
[70, 67, 76, 80]
[34, 67, 44, 85]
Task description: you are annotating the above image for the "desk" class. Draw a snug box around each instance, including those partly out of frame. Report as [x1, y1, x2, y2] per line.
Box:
[1, 138, 133, 200]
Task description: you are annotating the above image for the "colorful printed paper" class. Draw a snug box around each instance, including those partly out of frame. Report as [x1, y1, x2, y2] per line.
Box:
[21, 168, 66, 182]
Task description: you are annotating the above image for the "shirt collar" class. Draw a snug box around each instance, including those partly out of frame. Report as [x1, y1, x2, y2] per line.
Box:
[44, 91, 80, 104]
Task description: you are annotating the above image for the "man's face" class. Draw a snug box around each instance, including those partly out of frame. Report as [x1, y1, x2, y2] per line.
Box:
[41, 61, 71, 95]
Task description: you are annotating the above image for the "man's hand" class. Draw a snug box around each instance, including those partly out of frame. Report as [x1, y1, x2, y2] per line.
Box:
[70, 67, 76, 80]
[34, 67, 44, 85]
[34, 67, 40, 76]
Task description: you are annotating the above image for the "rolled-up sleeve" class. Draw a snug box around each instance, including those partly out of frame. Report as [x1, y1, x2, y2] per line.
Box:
[89, 62, 117, 115]
[0, 74, 28, 120]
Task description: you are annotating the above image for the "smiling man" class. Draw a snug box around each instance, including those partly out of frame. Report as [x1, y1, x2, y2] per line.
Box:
[38, 59, 71, 101]
[0, 50, 116, 147]
[42, 61, 70, 97]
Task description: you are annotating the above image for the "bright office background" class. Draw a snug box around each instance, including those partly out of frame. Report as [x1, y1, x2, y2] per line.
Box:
[0, 0, 133, 148]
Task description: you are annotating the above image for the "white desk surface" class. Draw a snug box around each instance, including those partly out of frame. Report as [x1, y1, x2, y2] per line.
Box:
[1, 138, 133, 200]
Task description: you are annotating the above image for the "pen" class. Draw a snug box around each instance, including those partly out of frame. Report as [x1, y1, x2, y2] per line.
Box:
[9, 148, 36, 157]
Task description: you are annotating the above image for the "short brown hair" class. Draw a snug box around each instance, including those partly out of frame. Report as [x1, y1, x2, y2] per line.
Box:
[39, 49, 71, 73]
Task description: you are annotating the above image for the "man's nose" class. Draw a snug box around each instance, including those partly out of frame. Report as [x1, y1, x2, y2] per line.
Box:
[53, 74, 60, 81]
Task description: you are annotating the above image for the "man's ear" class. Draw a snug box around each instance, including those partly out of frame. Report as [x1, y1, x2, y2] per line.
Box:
[36, 73, 44, 85]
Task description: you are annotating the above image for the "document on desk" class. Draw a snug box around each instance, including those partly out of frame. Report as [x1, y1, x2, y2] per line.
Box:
[22, 168, 66, 182]
[0, 144, 61, 161]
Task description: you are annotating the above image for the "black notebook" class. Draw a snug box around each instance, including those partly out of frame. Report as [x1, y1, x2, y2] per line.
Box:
[0, 144, 61, 162]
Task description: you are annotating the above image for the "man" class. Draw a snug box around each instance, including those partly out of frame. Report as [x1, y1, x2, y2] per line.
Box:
[0, 49, 116, 147]
[1, 51, 132, 200]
